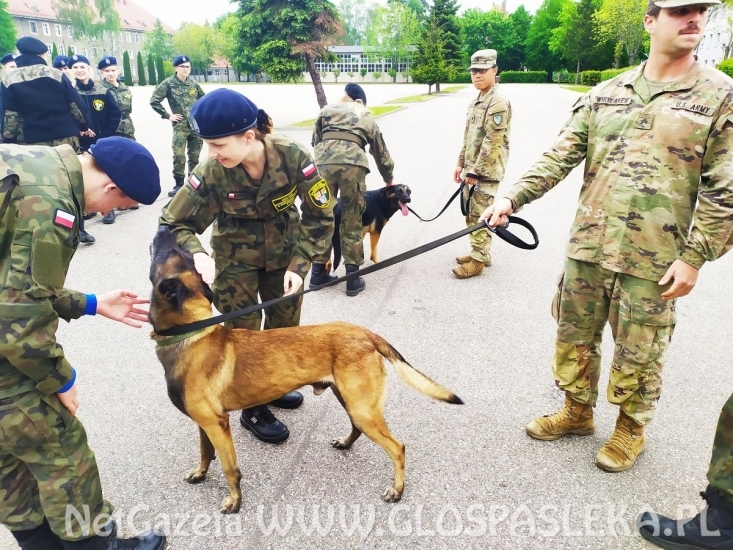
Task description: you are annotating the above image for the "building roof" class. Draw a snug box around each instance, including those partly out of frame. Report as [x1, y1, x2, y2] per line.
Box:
[7, 0, 176, 33]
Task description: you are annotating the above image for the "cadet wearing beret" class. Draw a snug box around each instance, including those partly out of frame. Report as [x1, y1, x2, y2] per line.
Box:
[159, 89, 335, 444]
[98, 56, 135, 141]
[0, 136, 166, 550]
[52, 54, 73, 79]
[150, 54, 205, 197]
[310, 82, 396, 296]
[1, 54, 16, 70]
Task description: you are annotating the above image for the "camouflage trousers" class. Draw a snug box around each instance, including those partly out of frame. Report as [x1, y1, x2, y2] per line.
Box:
[0, 388, 113, 540]
[463, 180, 498, 264]
[551, 259, 676, 425]
[172, 125, 202, 179]
[708, 392, 733, 505]
[26, 136, 80, 152]
[312, 164, 367, 266]
[213, 258, 302, 331]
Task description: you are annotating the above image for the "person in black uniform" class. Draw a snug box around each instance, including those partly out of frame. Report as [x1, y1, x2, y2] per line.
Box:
[52, 55, 72, 80]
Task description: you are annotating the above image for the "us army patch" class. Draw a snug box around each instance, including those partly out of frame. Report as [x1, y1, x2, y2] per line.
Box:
[493, 114, 503, 125]
[308, 179, 330, 208]
[188, 174, 201, 189]
[92, 99, 105, 111]
[673, 102, 712, 115]
[272, 185, 297, 212]
[53, 209, 75, 229]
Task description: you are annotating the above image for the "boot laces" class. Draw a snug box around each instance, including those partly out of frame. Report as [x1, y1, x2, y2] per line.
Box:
[251, 406, 277, 426]
[606, 421, 638, 454]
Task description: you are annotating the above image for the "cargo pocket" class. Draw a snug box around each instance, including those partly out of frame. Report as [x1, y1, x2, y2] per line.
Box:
[551, 272, 564, 324]
[618, 303, 675, 365]
[31, 239, 73, 289]
[166, 186, 202, 220]
[1, 392, 67, 452]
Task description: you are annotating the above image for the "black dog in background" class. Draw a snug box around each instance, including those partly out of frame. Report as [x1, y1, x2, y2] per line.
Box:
[331, 184, 412, 272]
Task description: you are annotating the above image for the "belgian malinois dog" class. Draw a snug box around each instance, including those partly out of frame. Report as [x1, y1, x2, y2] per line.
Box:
[149, 226, 462, 513]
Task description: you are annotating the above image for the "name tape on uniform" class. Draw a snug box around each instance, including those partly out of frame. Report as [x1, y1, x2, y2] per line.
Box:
[272, 186, 297, 212]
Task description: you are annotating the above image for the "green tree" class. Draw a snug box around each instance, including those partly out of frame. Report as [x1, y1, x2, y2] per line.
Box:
[0, 0, 16, 55]
[389, 0, 429, 22]
[173, 23, 216, 81]
[147, 19, 174, 60]
[122, 50, 133, 85]
[365, 2, 420, 77]
[429, 0, 461, 72]
[51, 42, 59, 60]
[147, 52, 157, 85]
[54, 0, 120, 55]
[360, 67, 367, 80]
[372, 71, 382, 81]
[66, 45, 74, 58]
[506, 6, 533, 71]
[594, 0, 647, 66]
[412, 17, 452, 93]
[338, 0, 370, 45]
[215, 14, 258, 79]
[236, 0, 344, 108]
[333, 67, 341, 81]
[525, 0, 567, 80]
[550, 0, 597, 82]
[136, 51, 146, 85]
[156, 55, 166, 83]
[459, 9, 518, 68]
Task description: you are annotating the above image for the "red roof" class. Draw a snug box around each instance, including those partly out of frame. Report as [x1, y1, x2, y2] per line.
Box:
[7, 0, 176, 33]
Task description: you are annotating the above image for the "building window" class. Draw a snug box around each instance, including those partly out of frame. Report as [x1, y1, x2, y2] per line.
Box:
[46, 43, 52, 54]
[92, 47, 98, 57]
[42, 22, 50, 35]
[69, 45, 76, 54]
[55, 24, 62, 36]
[68, 26, 73, 37]
[134, 33, 140, 43]
[29, 21, 37, 34]
[126, 31, 131, 42]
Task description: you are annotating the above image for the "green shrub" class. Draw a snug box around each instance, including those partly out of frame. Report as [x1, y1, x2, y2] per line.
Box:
[497, 71, 547, 83]
[579, 70, 602, 86]
[600, 66, 636, 82]
[717, 59, 733, 78]
[450, 71, 472, 83]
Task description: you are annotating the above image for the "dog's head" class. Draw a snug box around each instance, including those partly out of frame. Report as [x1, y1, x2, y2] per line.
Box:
[383, 184, 412, 217]
[149, 226, 214, 332]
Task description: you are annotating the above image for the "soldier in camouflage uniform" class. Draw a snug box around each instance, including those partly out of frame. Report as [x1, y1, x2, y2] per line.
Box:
[98, 57, 135, 141]
[0, 137, 164, 549]
[638, 392, 733, 548]
[150, 55, 205, 197]
[481, 0, 733, 472]
[160, 89, 334, 445]
[452, 49, 511, 279]
[310, 83, 395, 295]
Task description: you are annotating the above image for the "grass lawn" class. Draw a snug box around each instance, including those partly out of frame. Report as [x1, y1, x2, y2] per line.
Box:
[562, 85, 592, 93]
[386, 85, 468, 104]
[290, 105, 403, 127]
[441, 85, 468, 92]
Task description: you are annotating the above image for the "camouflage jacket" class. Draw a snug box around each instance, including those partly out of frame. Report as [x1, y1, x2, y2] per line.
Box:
[505, 62, 733, 281]
[159, 134, 335, 279]
[150, 75, 204, 129]
[457, 86, 511, 182]
[0, 144, 89, 398]
[312, 102, 395, 183]
[101, 79, 135, 138]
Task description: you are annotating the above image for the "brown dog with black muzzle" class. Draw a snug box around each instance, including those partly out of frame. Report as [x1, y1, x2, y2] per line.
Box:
[148, 226, 462, 514]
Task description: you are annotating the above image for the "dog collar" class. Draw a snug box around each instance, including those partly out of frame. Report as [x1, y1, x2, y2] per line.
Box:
[155, 327, 207, 347]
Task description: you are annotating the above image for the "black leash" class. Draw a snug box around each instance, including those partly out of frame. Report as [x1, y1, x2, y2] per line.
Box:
[407, 182, 474, 222]
[154, 217, 539, 337]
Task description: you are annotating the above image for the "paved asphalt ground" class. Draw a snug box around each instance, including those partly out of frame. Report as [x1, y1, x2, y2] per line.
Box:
[1, 81, 731, 549]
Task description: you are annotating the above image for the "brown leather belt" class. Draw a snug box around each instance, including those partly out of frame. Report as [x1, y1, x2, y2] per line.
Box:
[321, 131, 365, 150]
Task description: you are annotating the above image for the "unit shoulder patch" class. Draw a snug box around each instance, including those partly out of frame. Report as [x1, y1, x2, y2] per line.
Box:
[308, 179, 330, 209]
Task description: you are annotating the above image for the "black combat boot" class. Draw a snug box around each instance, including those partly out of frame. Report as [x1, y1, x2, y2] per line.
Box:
[79, 218, 95, 244]
[60, 527, 165, 550]
[240, 405, 289, 443]
[269, 391, 304, 409]
[309, 263, 337, 288]
[11, 518, 66, 550]
[102, 210, 116, 224]
[167, 177, 184, 198]
[345, 264, 365, 296]
[637, 486, 733, 549]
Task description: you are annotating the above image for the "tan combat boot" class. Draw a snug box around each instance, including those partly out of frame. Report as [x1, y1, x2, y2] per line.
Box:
[595, 410, 645, 472]
[452, 259, 485, 278]
[526, 393, 595, 441]
[456, 254, 491, 267]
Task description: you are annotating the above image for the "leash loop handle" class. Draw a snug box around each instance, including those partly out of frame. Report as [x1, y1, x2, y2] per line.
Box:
[485, 216, 539, 250]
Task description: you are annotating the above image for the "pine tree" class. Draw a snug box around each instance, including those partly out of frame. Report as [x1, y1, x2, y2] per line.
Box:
[66, 45, 74, 57]
[147, 52, 157, 85]
[429, 0, 461, 79]
[136, 51, 147, 85]
[123, 50, 134, 86]
[51, 43, 59, 60]
[155, 55, 166, 84]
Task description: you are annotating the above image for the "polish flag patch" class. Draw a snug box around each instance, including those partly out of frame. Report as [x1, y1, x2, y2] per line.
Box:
[53, 209, 75, 229]
[228, 193, 236, 199]
[188, 174, 201, 189]
[302, 163, 317, 178]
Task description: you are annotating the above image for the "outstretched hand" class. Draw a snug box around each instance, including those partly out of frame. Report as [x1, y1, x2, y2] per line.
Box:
[96, 290, 150, 327]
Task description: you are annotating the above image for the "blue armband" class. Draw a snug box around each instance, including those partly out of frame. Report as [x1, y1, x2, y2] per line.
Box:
[58, 368, 76, 393]
[84, 294, 97, 315]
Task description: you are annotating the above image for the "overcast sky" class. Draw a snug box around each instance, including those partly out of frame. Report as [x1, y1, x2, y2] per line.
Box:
[139, 0, 544, 30]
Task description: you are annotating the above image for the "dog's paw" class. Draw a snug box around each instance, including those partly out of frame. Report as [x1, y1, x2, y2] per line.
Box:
[220, 496, 241, 514]
[330, 437, 352, 450]
[184, 468, 207, 484]
[381, 487, 403, 503]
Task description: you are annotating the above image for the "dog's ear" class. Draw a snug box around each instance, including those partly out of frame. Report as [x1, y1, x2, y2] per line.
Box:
[157, 276, 188, 313]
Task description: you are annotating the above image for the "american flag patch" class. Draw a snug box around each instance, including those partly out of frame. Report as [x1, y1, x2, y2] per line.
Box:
[302, 163, 317, 178]
[53, 209, 75, 229]
[188, 174, 201, 189]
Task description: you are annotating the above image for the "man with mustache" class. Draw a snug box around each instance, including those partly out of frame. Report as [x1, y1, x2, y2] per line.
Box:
[480, 0, 733, 488]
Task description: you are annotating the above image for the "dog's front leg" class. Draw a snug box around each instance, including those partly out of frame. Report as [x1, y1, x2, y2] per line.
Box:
[199, 416, 243, 514]
[184, 427, 216, 484]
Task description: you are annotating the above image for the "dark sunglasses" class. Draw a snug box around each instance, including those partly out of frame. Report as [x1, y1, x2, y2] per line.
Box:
[469, 68, 490, 75]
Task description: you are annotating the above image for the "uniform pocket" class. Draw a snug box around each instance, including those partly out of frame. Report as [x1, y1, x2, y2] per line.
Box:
[551, 272, 564, 323]
[31, 240, 73, 289]
[8, 229, 32, 286]
[0, 392, 68, 451]
[618, 303, 675, 365]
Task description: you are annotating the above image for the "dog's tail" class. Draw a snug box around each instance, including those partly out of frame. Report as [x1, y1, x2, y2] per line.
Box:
[374, 336, 463, 405]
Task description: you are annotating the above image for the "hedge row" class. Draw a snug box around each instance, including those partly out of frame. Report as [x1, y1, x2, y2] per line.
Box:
[600, 66, 636, 82]
[498, 71, 547, 83]
[718, 59, 733, 78]
[579, 70, 602, 86]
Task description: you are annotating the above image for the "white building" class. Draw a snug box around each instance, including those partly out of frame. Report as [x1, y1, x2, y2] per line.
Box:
[697, 6, 732, 67]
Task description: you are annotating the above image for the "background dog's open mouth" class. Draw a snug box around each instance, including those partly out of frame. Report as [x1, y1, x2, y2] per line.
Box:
[400, 202, 409, 216]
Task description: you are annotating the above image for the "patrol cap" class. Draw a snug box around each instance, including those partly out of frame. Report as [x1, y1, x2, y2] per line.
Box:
[344, 83, 367, 105]
[1, 53, 15, 65]
[69, 54, 90, 66]
[650, 0, 719, 7]
[469, 49, 498, 70]
[173, 55, 190, 66]
[90, 137, 161, 205]
[52, 55, 69, 69]
[97, 56, 117, 69]
[189, 88, 259, 139]
[16, 37, 47, 55]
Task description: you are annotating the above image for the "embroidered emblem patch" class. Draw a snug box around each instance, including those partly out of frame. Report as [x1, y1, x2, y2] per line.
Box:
[92, 99, 105, 112]
[308, 179, 330, 209]
[53, 209, 75, 229]
[123, 93, 132, 100]
[188, 174, 201, 189]
[493, 114, 503, 125]
[302, 163, 317, 178]
[188, 88, 197, 97]
[272, 186, 298, 212]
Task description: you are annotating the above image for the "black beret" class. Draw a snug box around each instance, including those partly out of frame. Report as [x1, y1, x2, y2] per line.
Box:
[16, 37, 47, 55]
[97, 56, 117, 70]
[52, 55, 69, 69]
[1, 53, 15, 65]
[189, 89, 259, 139]
[345, 83, 367, 106]
[90, 137, 161, 205]
[69, 54, 90, 66]
[173, 55, 190, 67]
